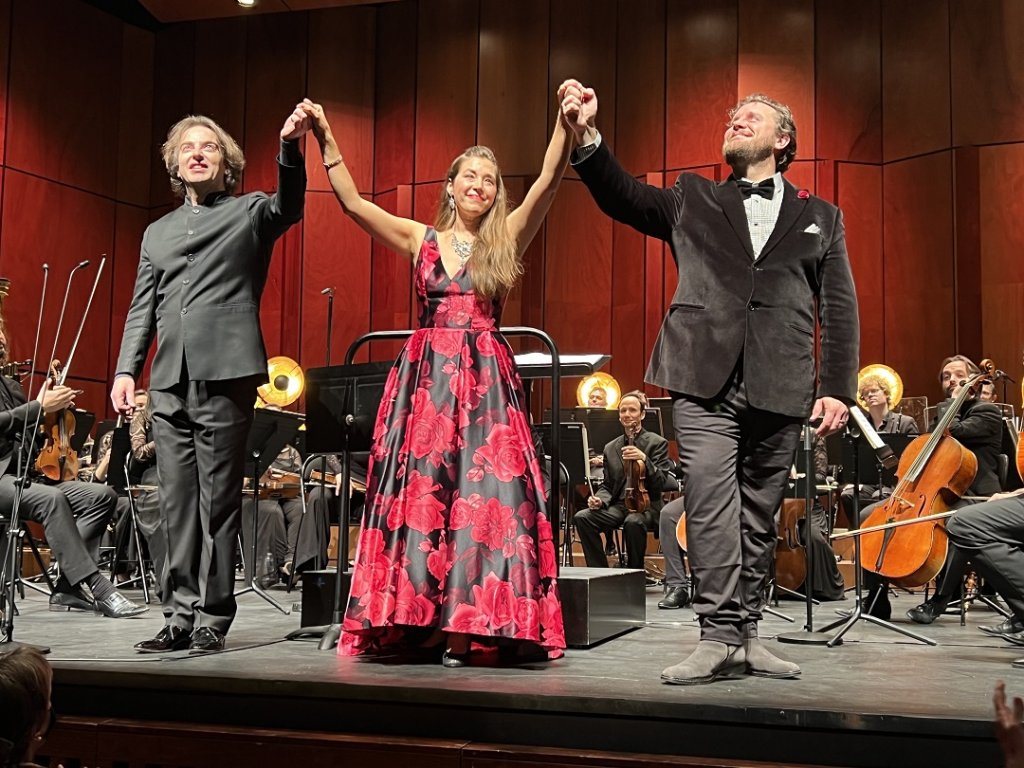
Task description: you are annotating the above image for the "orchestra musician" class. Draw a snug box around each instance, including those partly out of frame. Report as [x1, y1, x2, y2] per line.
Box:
[858, 355, 1002, 622]
[0, 320, 146, 619]
[838, 373, 919, 526]
[657, 496, 690, 609]
[240, 442, 336, 584]
[110, 105, 311, 654]
[573, 390, 675, 572]
[561, 82, 858, 684]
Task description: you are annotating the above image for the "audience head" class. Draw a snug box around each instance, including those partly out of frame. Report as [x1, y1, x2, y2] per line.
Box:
[0, 646, 53, 767]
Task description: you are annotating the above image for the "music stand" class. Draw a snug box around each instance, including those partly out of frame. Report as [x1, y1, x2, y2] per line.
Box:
[535, 422, 591, 566]
[235, 408, 302, 614]
[286, 359, 392, 648]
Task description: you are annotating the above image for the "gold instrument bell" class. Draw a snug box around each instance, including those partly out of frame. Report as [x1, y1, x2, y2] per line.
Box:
[856, 364, 903, 409]
[576, 372, 621, 410]
[256, 356, 304, 408]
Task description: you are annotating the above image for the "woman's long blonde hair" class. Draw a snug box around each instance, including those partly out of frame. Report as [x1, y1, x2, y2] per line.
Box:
[434, 146, 521, 298]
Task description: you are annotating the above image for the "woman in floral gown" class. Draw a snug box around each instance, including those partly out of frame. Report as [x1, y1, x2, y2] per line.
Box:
[305, 94, 576, 666]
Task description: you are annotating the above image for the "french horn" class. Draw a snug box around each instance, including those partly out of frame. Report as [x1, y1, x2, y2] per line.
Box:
[576, 372, 620, 409]
[856, 364, 903, 409]
[256, 356, 304, 408]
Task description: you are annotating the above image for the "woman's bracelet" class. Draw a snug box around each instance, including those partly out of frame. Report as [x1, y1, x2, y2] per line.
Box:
[323, 156, 343, 170]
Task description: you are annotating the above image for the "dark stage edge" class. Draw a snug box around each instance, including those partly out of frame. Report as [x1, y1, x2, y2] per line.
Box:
[11, 582, 1014, 767]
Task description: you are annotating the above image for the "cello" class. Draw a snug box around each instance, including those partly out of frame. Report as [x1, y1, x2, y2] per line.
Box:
[858, 359, 994, 589]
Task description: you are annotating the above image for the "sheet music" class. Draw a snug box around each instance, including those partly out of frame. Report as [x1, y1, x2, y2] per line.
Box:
[515, 353, 607, 367]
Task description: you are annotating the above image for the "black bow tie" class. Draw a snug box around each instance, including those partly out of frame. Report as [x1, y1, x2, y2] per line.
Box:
[737, 179, 775, 200]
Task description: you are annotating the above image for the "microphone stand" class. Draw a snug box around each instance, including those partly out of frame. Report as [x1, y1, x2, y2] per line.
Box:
[818, 423, 935, 646]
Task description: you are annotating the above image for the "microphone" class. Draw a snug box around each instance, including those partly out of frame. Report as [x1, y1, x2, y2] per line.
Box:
[321, 287, 335, 296]
[994, 369, 1018, 384]
[77, 260, 90, 269]
[847, 405, 898, 471]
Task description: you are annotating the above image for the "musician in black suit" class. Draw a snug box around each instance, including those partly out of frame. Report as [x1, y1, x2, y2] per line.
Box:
[573, 391, 675, 571]
[0, 324, 145, 619]
[900, 355, 1003, 624]
[560, 81, 858, 684]
[110, 104, 311, 653]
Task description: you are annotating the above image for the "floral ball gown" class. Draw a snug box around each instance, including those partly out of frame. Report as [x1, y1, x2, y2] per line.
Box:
[339, 228, 565, 658]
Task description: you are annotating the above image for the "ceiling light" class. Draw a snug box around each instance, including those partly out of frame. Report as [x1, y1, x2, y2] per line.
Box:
[237, 0, 257, 7]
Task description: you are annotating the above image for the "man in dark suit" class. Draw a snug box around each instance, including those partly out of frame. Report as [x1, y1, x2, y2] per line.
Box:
[0, 323, 145, 620]
[898, 355, 1004, 624]
[110, 103, 312, 653]
[573, 390, 675, 571]
[559, 81, 859, 684]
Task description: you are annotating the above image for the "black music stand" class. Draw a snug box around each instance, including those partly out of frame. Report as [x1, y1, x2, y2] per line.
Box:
[535, 422, 591, 566]
[235, 408, 301, 614]
[286, 359, 392, 649]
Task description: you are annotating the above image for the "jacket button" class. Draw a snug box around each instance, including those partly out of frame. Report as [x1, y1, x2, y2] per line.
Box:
[748, 302, 760, 310]
[182, 278, 190, 285]
[181, 308, 187, 315]
[186, 255, 195, 262]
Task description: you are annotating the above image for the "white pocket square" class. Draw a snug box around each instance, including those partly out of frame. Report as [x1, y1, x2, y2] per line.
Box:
[803, 223, 821, 235]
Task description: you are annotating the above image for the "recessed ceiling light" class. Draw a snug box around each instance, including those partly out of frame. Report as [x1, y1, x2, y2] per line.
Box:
[238, 0, 257, 7]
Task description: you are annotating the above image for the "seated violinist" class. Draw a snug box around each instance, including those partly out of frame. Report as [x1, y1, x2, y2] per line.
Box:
[240, 441, 337, 584]
[859, 355, 1002, 621]
[573, 390, 675, 570]
[0, 321, 146, 618]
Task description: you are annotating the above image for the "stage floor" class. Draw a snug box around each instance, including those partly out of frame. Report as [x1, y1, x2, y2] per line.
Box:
[11, 577, 1015, 767]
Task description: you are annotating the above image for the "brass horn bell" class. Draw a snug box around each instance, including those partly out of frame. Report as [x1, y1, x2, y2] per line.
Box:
[576, 372, 621, 409]
[857, 364, 903, 409]
[257, 356, 304, 408]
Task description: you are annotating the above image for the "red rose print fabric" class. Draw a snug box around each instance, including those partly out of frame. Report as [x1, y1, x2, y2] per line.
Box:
[340, 229, 565, 657]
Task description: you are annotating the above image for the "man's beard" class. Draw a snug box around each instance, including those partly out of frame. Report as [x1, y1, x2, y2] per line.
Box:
[723, 135, 775, 169]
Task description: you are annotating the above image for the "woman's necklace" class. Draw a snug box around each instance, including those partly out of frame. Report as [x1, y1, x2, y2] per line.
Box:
[450, 231, 475, 266]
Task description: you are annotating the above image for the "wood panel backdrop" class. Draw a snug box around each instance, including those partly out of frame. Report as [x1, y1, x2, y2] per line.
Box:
[0, 0, 1021, 420]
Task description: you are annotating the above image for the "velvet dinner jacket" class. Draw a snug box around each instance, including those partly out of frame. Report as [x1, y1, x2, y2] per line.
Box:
[115, 143, 305, 389]
[575, 143, 860, 418]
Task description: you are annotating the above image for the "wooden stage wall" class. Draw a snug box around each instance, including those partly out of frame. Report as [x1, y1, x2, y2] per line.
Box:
[0, 0, 1022, 418]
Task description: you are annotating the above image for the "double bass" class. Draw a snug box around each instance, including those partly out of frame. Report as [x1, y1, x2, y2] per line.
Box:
[858, 360, 994, 589]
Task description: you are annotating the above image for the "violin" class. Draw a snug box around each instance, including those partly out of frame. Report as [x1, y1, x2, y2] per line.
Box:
[623, 423, 650, 514]
[34, 359, 79, 483]
[859, 359, 994, 589]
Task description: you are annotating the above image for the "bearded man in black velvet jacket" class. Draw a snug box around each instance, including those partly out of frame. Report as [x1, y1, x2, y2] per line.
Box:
[557, 80, 859, 685]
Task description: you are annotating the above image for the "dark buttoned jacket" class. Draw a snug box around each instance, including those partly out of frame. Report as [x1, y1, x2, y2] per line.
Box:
[0, 377, 40, 476]
[597, 428, 675, 515]
[115, 142, 305, 388]
[574, 143, 860, 418]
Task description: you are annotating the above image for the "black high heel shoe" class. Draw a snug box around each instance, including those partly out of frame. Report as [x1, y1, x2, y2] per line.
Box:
[441, 650, 471, 668]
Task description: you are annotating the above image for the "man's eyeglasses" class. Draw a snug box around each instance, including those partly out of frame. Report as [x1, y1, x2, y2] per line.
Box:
[179, 142, 221, 155]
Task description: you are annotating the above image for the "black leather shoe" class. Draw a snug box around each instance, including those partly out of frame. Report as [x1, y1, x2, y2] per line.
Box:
[135, 625, 191, 653]
[906, 595, 949, 625]
[658, 586, 691, 610]
[996, 628, 1024, 646]
[96, 592, 149, 618]
[980, 616, 1024, 637]
[48, 586, 96, 613]
[189, 627, 226, 652]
